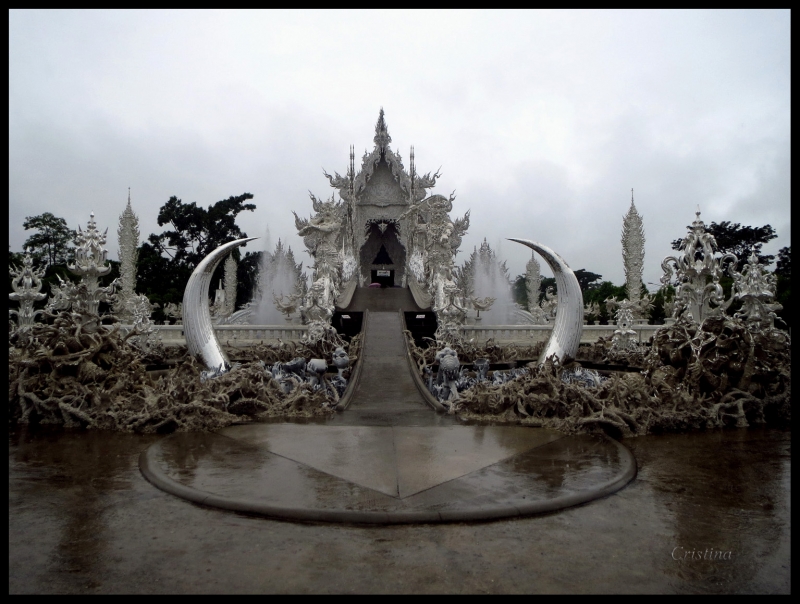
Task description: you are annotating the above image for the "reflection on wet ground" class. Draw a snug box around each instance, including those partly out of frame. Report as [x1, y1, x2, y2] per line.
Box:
[9, 426, 789, 593]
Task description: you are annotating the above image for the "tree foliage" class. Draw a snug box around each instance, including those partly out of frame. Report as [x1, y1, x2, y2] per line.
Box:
[574, 269, 603, 292]
[136, 193, 258, 322]
[147, 193, 256, 269]
[22, 212, 76, 268]
[671, 221, 777, 270]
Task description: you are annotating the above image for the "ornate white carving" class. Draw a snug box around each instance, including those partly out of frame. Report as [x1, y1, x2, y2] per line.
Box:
[47, 213, 117, 327]
[509, 239, 584, 364]
[113, 190, 140, 322]
[661, 208, 736, 324]
[9, 249, 46, 329]
[730, 247, 783, 332]
[223, 254, 237, 316]
[525, 251, 549, 324]
[622, 190, 645, 317]
[610, 299, 639, 353]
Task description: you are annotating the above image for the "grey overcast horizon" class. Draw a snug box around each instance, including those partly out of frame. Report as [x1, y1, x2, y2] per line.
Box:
[9, 10, 790, 289]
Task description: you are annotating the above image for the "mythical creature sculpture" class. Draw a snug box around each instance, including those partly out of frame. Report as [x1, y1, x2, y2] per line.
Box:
[294, 193, 345, 325]
[469, 296, 496, 320]
[9, 250, 46, 329]
[273, 292, 302, 322]
[541, 286, 558, 320]
[434, 280, 468, 343]
[661, 208, 736, 324]
[163, 302, 183, 325]
[729, 247, 783, 332]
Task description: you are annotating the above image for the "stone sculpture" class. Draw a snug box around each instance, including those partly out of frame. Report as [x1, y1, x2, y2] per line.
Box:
[46, 213, 118, 329]
[9, 250, 46, 329]
[183, 237, 257, 378]
[609, 299, 639, 353]
[661, 208, 736, 324]
[729, 247, 783, 332]
[509, 239, 584, 364]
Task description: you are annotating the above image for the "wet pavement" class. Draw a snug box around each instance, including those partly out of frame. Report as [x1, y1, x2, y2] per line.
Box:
[8, 310, 791, 591]
[9, 425, 790, 593]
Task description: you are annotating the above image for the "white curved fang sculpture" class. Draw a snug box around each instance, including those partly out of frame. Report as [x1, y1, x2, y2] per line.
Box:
[183, 237, 258, 376]
[508, 239, 584, 365]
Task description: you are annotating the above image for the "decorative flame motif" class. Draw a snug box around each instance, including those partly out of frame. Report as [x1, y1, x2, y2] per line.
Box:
[661, 208, 736, 324]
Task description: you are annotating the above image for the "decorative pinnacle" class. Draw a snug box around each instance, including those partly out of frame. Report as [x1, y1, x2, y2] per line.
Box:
[631, 188, 634, 204]
[373, 107, 392, 151]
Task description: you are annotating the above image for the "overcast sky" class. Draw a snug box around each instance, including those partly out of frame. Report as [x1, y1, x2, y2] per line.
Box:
[9, 9, 790, 291]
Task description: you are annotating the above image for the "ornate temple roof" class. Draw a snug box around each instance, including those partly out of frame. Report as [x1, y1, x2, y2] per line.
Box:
[323, 109, 440, 206]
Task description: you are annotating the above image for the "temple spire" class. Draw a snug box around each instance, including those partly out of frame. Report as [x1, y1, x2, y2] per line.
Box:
[373, 107, 392, 152]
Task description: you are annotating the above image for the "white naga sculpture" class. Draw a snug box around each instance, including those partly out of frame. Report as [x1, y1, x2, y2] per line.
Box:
[729, 247, 783, 332]
[661, 208, 736, 324]
[9, 250, 46, 329]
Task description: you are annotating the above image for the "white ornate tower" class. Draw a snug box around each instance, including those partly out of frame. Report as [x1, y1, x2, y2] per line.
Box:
[223, 253, 237, 316]
[622, 189, 645, 316]
[525, 251, 542, 314]
[115, 188, 140, 321]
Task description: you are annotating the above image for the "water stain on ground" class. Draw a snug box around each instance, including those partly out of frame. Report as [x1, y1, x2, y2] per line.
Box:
[9, 425, 789, 593]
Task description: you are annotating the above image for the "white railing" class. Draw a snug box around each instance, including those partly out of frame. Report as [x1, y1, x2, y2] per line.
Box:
[460, 324, 662, 345]
[117, 323, 662, 347]
[119, 324, 309, 346]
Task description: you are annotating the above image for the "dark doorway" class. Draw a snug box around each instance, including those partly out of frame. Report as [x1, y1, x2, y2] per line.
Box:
[370, 269, 395, 287]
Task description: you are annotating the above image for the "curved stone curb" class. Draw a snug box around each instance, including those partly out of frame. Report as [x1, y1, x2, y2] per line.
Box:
[139, 435, 637, 525]
[336, 309, 368, 412]
[399, 309, 447, 413]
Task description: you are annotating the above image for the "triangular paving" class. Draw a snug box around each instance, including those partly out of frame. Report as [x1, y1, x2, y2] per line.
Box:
[220, 424, 399, 497]
[394, 426, 563, 497]
[220, 424, 564, 498]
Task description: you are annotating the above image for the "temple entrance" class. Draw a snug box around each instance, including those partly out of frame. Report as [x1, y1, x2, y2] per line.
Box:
[370, 268, 395, 287]
[360, 221, 406, 287]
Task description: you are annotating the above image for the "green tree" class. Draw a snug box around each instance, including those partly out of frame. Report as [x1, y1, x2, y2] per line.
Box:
[22, 212, 76, 269]
[671, 221, 777, 271]
[574, 269, 603, 292]
[137, 193, 258, 320]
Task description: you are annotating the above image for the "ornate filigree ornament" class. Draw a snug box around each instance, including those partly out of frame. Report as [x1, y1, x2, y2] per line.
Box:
[9, 249, 46, 329]
[729, 247, 783, 332]
[622, 190, 646, 318]
[114, 190, 140, 322]
[46, 213, 118, 327]
[661, 208, 737, 324]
